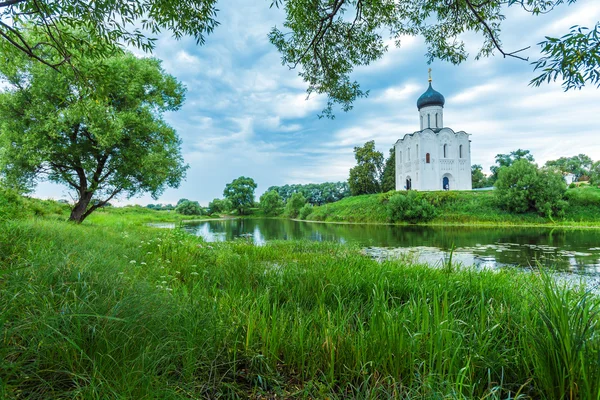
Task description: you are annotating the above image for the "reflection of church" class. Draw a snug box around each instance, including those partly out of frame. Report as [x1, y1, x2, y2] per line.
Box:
[395, 72, 472, 191]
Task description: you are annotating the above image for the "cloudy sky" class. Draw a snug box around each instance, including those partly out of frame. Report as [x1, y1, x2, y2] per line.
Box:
[35, 0, 600, 206]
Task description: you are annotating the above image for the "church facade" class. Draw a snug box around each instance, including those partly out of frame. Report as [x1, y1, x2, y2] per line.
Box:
[395, 76, 472, 191]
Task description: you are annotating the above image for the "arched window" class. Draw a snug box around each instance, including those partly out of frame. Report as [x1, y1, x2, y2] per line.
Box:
[416, 144, 419, 158]
[443, 144, 447, 158]
[420, 115, 423, 129]
[459, 144, 463, 158]
[435, 113, 438, 127]
[426, 153, 430, 163]
[427, 114, 431, 128]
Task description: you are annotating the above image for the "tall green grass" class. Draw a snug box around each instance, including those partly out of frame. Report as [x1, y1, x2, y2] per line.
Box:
[1, 219, 598, 398]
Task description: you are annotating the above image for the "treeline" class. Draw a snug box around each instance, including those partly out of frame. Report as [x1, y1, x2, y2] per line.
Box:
[266, 182, 350, 205]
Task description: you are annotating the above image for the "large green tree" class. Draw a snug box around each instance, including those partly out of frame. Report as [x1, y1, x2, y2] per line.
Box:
[0, 47, 187, 223]
[348, 140, 384, 195]
[270, 0, 599, 116]
[260, 190, 284, 216]
[489, 149, 534, 185]
[471, 164, 488, 188]
[381, 147, 396, 192]
[223, 176, 257, 215]
[495, 159, 567, 218]
[545, 154, 592, 180]
[0, 0, 218, 68]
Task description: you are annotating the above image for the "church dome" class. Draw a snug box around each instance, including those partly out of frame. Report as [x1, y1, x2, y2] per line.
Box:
[417, 83, 445, 110]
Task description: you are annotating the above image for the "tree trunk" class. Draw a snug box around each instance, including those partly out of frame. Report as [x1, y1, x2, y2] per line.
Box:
[69, 192, 93, 223]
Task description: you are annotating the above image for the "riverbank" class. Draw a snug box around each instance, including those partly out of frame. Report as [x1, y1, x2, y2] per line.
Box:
[1, 217, 599, 398]
[301, 187, 600, 227]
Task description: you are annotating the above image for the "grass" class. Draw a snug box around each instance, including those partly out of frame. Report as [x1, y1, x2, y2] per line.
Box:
[1, 218, 599, 398]
[304, 187, 600, 227]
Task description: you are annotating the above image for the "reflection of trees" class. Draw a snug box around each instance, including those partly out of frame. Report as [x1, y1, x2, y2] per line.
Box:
[182, 219, 600, 272]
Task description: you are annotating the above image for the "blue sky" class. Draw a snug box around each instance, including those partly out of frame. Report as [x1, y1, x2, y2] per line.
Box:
[35, 0, 600, 206]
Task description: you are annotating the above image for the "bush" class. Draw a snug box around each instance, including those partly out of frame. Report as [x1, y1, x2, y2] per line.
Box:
[298, 204, 313, 220]
[259, 190, 284, 216]
[569, 182, 576, 189]
[386, 192, 437, 223]
[175, 200, 203, 216]
[495, 160, 567, 218]
[285, 192, 307, 218]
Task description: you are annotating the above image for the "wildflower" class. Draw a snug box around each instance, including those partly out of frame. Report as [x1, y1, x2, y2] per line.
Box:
[175, 271, 181, 274]
[161, 281, 167, 284]
[129, 260, 137, 264]
[190, 272, 199, 276]
[166, 288, 173, 292]
[146, 252, 152, 255]
[118, 272, 124, 275]
[141, 262, 147, 265]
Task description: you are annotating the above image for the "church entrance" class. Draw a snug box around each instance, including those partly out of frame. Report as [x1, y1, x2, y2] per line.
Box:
[406, 177, 412, 190]
[443, 176, 449, 191]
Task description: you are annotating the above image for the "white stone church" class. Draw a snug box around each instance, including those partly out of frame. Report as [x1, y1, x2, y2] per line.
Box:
[395, 75, 472, 191]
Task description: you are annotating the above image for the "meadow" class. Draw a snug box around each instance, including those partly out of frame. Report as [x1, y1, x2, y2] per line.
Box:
[1, 196, 599, 398]
[303, 186, 600, 227]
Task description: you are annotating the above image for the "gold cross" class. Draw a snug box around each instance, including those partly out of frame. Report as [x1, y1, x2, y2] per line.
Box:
[428, 68, 432, 82]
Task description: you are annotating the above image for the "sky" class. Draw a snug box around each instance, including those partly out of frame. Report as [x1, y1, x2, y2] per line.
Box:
[34, 0, 600, 206]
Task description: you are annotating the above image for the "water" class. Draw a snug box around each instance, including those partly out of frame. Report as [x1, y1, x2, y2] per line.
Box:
[166, 218, 600, 276]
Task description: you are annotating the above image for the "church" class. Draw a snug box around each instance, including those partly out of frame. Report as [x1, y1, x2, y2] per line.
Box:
[395, 72, 472, 191]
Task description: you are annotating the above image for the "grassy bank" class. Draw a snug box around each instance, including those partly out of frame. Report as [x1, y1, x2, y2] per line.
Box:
[303, 187, 600, 227]
[1, 218, 599, 398]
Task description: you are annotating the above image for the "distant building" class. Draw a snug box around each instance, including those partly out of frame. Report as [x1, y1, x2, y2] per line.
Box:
[564, 173, 576, 185]
[395, 71, 472, 191]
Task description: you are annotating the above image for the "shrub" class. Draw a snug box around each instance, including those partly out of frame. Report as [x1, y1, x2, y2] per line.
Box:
[386, 191, 436, 223]
[285, 192, 307, 218]
[298, 204, 313, 220]
[569, 182, 576, 189]
[259, 190, 284, 216]
[495, 159, 567, 218]
[175, 200, 203, 216]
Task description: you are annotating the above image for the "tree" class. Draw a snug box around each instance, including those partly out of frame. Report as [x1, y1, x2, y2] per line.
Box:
[0, 48, 187, 223]
[267, 182, 350, 205]
[471, 164, 488, 188]
[489, 149, 534, 185]
[495, 159, 567, 218]
[270, 0, 599, 117]
[348, 140, 383, 196]
[260, 190, 284, 216]
[381, 147, 396, 192]
[545, 154, 592, 181]
[0, 0, 218, 69]
[285, 192, 307, 218]
[208, 198, 230, 214]
[223, 177, 257, 215]
[175, 200, 202, 216]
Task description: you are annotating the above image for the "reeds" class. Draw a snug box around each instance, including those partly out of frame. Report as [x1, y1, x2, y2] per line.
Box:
[1, 219, 599, 398]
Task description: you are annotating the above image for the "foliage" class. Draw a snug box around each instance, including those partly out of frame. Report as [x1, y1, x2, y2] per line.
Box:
[223, 176, 257, 215]
[269, 0, 598, 117]
[489, 149, 535, 184]
[545, 154, 592, 180]
[471, 164, 489, 188]
[208, 198, 231, 215]
[386, 191, 437, 223]
[590, 161, 600, 186]
[0, 44, 187, 223]
[2, 219, 599, 398]
[531, 23, 600, 90]
[267, 181, 350, 205]
[348, 140, 383, 196]
[381, 147, 396, 192]
[495, 159, 567, 218]
[146, 203, 175, 211]
[298, 203, 314, 220]
[175, 200, 203, 216]
[0, 0, 218, 69]
[285, 192, 307, 218]
[177, 198, 190, 206]
[259, 190, 284, 216]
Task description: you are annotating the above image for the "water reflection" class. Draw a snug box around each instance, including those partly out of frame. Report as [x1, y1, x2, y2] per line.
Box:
[178, 219, 600, 275]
